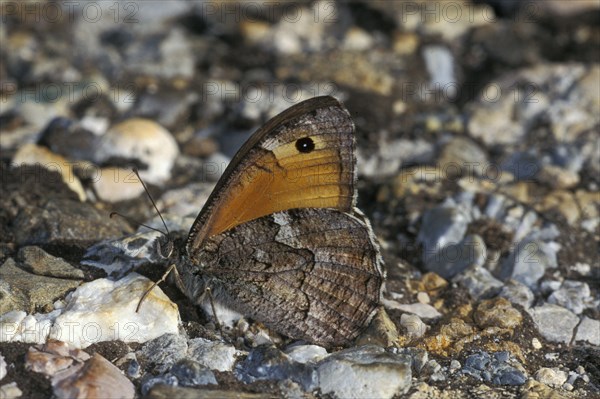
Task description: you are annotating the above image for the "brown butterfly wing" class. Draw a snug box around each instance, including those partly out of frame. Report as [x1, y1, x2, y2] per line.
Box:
[181, 208, 382, 347]
[186, 96, 356, 257]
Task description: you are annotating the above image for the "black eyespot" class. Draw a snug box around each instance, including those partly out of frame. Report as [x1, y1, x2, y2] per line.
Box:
[295, 137, 315, 153]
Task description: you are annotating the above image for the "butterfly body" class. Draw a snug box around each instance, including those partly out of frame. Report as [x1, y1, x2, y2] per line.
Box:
[174, 96, 384, 347]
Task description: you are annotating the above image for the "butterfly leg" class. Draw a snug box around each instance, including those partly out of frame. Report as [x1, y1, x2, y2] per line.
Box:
[135, 263, 177, 312]
[202, 287, 223, 335]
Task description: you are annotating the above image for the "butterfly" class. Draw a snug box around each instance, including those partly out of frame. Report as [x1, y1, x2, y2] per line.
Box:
[155, 96, 383, 348]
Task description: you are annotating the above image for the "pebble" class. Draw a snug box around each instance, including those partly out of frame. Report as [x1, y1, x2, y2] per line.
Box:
[0, 258, 82, 314]
[462, 351, 527, 386]
[187, 338, 239, 372]
[498, 280, 535, 309]
[94, 118, 179, 185]
[527, 304, 580, 343]
[12, 143, 86, 201]
[422, 45, 456, 100]
[316, 345, 412, 399]
[502, 239, 559, 288]
[453, 265, 504, 300]
[0, 382, 22, 399]
[168, 359, 217, 387]
[50, 273, 180, 348]
[17, 246, 85, 280]
[0, 353, 6, 380]
[534, 367, 568, 388]
[438, 137, 489, 178]
[92, 167, 146, 203]
[137, 334, 188, 374]
[284, 345, 328, 364]
[355, 307, 401, 347]
[392, 303, 441, 320]
[26, 340, 134, 399]
[473, 297, 522, 329]
[574, 317, 600, 346]
[235, 345, 317, 391]
[9, 195, 129, 247]
[53, 353, 135, 399]
[400, 314, 428, 338]
[547, 280, 592, 314]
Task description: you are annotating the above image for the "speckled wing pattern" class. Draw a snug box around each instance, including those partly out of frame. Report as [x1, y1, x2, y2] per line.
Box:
[181, 208, 382, 347]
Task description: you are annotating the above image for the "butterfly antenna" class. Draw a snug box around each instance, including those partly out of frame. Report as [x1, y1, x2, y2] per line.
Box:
[133, 168, 170, 236]
[109, 212, 167, 235]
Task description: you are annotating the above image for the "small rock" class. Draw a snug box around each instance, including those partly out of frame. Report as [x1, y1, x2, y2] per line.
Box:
[187, 338, 239, 372]
[50, 273, 180, 348]
[547, 280, 592, 315]
[462, 351, 526, 386]
[11, 197, 129, 247]
[501, 239, 559, 288]
[400, 314, 427, 338]
[92, 167, 145, 203]
[0, 258, 81, 314]
[0, 382, 22, 399]
[53, 353, 135, 399]
[317, 345, 412, 399]
[12, 143, 86, 201]
[94, 118, 179, 185]
[393, 303, 441, 320]
[532, 338, 542, 350]
[449, 360, 461, 373]
[416, 292, 430, 304]
[422, 45, 456, 100]
[355, 307, 400, 347]
[0, 353, 6, 380]
[421, 359, 445, 382]
[453, 265, 503, 300]
[498, 280, 535, 309]
[574, 317, 600, 346]
[438, 137, 489, 178]
[169, 359, 217, 387]
[284, 345, 328, 364]
[474, 298, 522, 329]
[137, 334, 188, 374]
[535, 367, 568, 388]
[17, 246, 84, 280]
[425, 235, 487, 279]
[235, 345, 317, 391]
[537, 165, 580, 189]
[527, 304, 580, 343]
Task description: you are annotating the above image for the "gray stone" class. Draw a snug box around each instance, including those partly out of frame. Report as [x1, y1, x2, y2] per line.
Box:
[170, 359, 217, 387]
[235, 345, 317, 392]
[137, 334, 188, 374]
[316, 345, 412, 399]
[400, 314, 427, 338]
[462, 351, 526, 386]
[438, 137, 489, 177]
[424, 234, 487, 279]
[0, 258, 81, 314]
[454, 265, 504, 300]
[501, 239, 558, 288]
[535, 367, 568, 388]
[574, 317, 600, 346]
[17, 246, 84, 279]
[418, 202, 471, 257]
[499, 280, 535, 309]
[187, 338, 239, 372]
[547, 280, 591, 314]
[527, 304, 580, 343]
[284, 344, 328, 364]
[12, 198, 129, 246]
[0, 353, 6, 380]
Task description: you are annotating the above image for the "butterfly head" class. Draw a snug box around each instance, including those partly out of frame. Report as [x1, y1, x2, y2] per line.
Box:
[154, 233, 176, 260]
